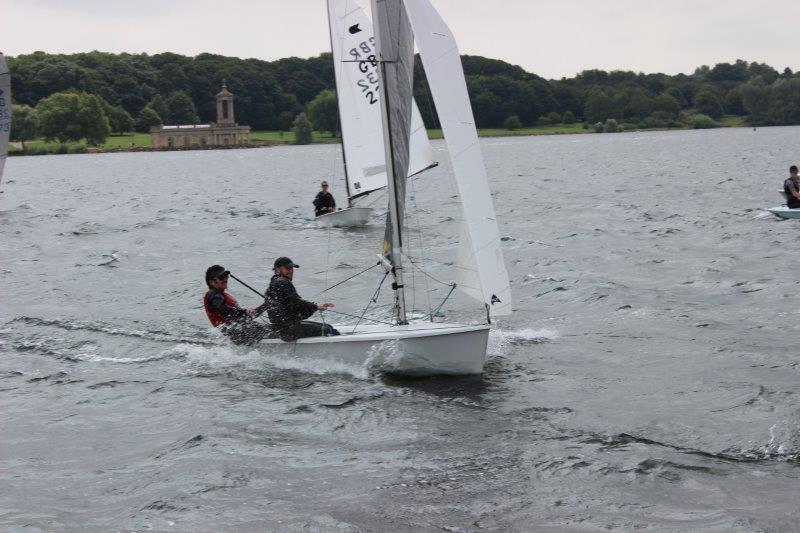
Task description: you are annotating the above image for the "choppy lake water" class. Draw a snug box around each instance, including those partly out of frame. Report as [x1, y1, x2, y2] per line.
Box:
[1, 126, 799, 531]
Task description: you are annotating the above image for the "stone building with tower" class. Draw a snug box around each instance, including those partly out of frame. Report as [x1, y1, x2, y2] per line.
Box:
[150, 82, 251, 149]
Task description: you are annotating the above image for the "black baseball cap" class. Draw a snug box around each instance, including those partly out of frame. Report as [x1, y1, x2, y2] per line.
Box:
[273, 256, 300, 269]
[206, 265, 230, 282]
[791, 165, 798, 172]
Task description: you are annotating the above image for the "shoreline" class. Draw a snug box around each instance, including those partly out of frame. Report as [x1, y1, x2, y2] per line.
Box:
[7, 121, 756, 157]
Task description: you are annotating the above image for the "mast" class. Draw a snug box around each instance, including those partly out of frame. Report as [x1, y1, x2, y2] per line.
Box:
[372, 0, 408, 325]
[326, 0, 353, 208]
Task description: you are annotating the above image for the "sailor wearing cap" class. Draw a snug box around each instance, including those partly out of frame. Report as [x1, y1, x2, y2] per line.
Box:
[203, 265, 272, 344]
[265, 257, 339, 341]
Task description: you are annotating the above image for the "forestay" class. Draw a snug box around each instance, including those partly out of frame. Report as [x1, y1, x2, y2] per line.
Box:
[403, 0, 512, 317]
[327, 0, 433, 203]
[0, 52, 10, 186]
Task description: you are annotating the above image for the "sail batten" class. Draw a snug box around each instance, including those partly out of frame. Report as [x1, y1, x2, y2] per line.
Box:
[0, 52, 10, 187]
[403, 0, 512, 317]
[327, 0, 433, 204]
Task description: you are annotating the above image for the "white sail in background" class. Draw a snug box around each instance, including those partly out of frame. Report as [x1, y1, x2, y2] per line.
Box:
[403, 0, 512, 317]
[0, 52, 11, 186]
[327, 0, 434, 203]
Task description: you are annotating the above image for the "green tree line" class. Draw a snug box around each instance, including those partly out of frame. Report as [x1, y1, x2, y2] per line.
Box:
[7, 51, 800, 147]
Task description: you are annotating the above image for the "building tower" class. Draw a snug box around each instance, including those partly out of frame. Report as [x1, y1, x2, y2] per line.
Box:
[216, 80, 235, 126]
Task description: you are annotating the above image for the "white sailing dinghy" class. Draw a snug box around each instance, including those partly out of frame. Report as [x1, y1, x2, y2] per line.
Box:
[767, 206, 800, 219]
[316, 0, 435, 227]
[259, 0, 511, 375]
[769, 187, 800, 218]
[0, 52, 11, 187]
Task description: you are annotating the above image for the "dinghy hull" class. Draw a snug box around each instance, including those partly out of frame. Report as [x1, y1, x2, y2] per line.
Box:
[315, 207, 373, 227]
[767, 206, 800, 219]
[258, 322, 490, 375]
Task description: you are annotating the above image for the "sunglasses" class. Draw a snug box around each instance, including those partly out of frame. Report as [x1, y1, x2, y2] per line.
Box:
[216, 275, 229, 281]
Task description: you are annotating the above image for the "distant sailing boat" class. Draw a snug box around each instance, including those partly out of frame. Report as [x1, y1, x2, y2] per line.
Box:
[0, 52, 11, 187]
[259, 0, 511, 374]
[316, 0, 435, 227]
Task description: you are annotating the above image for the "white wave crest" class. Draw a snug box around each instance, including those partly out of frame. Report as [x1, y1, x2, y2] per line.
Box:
[175, 342, 371, 379]
[761, 420, 800, 461]
[72, 352, 185, 364]
[364, 339, 403, 372]
[488, 327, 559, 354]
[754, 210, 777, 220]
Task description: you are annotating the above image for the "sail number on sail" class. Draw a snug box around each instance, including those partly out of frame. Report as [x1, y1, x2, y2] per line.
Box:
[349, 38, 380, 106]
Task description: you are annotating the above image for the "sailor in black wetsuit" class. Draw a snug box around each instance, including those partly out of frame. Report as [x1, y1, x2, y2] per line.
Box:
[313, 180, 337, 217]
[203, 265, 271, 345]
[784, 165, 800, 208]
[265, 257, 339, 341]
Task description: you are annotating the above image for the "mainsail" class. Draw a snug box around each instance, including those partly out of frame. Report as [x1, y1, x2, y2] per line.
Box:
[327, 0, 433, 204]
[403, 0, 512, 317]
[372, 0, 416, 323]
[373, 0, 415, 260]
[0, 52, 10, 186]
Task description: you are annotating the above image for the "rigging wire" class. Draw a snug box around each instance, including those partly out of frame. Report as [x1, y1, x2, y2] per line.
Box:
[311, 261, 381, 298]
[406, 255, 456, 317]
[352, 269, 391, 333]
[323, 308, 395, 326]
[390, 47, 441, 321]
[233, 269, 394, 328]
[324, 216, 332, 291]
[408, 173, 433, 319]
[402, 254, 452, 287]
[323, 97, 345, 292]
[429, 283, 457, 319]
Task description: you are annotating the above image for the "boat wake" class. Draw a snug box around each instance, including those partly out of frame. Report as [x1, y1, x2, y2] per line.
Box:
[8, 316, 216, 346]
[489, 327, 559, 351]
[753, 210, 776, 220]
[741, 419, 800, 462]
[584, 424, 800, 465]
[3, 315, 218, 364]
[174, 342, 372, 380]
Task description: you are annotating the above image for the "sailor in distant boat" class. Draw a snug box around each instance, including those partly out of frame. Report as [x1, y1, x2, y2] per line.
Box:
[203, 265, 272, 345]
[265, 256, 339, 341]
[784, 165, 800, 208]
[313, 181, 337, 217]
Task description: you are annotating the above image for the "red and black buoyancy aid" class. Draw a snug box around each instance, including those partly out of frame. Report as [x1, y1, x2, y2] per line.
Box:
[203, 290, 241, 327]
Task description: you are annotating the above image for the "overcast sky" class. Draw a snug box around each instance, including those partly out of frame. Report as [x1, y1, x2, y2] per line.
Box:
[3, 0, 798, 79]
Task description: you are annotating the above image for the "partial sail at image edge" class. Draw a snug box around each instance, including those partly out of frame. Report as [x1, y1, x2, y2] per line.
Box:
[0, 52, 11, 187]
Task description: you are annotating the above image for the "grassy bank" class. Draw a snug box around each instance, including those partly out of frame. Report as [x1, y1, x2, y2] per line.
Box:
[14, 132, 152, 154]
[718, 115, 745, 127]
[425, 123, 588, 139]
[8, 116, 747, 155]
[10, 131, 339, 155]
[249, 131, 339, 143]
